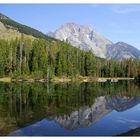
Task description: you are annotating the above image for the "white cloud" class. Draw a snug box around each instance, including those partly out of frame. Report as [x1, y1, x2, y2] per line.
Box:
[90, 4, 100, 8]
[112, 5, 140, 14]
[117, 117, 140, 124]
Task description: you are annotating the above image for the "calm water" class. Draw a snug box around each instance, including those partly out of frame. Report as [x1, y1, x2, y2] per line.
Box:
[0, 81, 140, 136]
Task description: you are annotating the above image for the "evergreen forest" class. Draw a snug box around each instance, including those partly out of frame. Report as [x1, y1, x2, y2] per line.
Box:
[0, 35, 140, 80]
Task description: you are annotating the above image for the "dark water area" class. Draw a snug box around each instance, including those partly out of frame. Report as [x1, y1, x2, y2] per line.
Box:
[0, 81, 140, 136]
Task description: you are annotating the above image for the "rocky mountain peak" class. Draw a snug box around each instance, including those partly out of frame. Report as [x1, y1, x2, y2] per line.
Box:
[60, 22, 95, 32]
[48, 23, 112, 58]
[48, 23, 140, 60]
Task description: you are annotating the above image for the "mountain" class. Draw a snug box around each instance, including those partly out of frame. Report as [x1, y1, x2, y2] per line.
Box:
[106, 42, 140, 60]
[48, 23, 140, 60]
[55, 96, 140, 130]
[0, 13, 53, 40]
[1, 13, 140, 60]
[48, 23, 112, 58]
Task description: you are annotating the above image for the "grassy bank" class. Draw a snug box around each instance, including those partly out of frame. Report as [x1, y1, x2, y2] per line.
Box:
[0, 77, 11, 83]
[0, 76, 134, 83]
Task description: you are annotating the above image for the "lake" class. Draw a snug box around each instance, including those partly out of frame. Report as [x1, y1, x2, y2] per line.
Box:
[0, 81, 140, 136]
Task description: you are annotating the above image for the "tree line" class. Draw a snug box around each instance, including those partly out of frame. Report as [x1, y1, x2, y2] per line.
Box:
[0, 36, 140, 79]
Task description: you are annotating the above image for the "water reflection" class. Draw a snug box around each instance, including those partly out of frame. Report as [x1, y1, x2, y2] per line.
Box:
[0, 81, 140, 136]
[55, 96, 140, 130]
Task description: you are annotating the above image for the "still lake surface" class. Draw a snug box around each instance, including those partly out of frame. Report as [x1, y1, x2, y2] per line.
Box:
[0, 81, 140, 136]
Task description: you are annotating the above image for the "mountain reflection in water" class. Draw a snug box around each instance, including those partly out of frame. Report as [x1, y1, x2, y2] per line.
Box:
[0, 81, 140, 136]
[55, 96, 140, 130]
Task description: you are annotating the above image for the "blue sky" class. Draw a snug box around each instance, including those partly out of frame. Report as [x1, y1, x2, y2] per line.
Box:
[0, 4, 140, 49]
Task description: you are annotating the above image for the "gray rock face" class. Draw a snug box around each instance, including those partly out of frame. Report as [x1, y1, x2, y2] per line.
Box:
[106, 96, 140, 112]
[55, 96, 112, 130]
[48, 23, 140, 60]
[106, 42, 140, 60]
[55, 96, 140, 130]
[48, 23, 112, 58]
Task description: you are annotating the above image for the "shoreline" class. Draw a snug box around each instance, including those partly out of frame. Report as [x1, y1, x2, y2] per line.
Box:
[0, 77, 135, 83]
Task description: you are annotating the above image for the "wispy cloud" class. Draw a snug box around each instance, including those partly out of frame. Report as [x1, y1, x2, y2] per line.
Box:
[116, 117, 140, 124]
[89, 4, 100, 8]
[112, 5, 140, 14]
